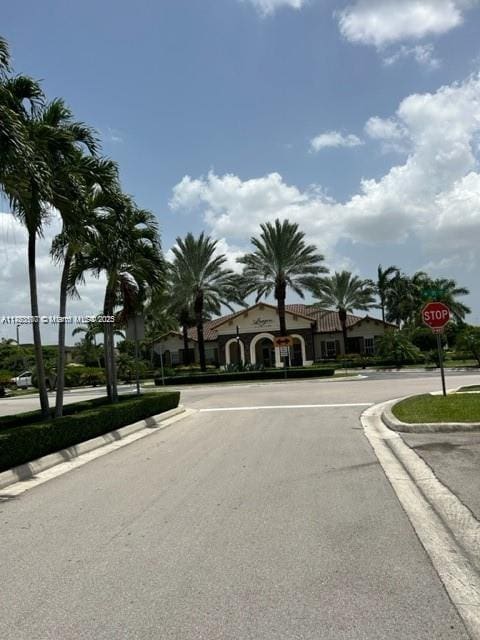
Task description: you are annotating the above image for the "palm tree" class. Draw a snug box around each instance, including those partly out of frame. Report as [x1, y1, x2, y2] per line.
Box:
[419, 277, 470, 323]
[2, 97, 92, 416]
[72, 320, 105, 367]
[51, 154, 118, 416]
[0, 38, 43, 185]
[237, 219, 327, 337]
[374, 264, 399, 323]
[70, 198, 165, 401]
[170, 233, 240, 372]
[313, 271, 375, 355]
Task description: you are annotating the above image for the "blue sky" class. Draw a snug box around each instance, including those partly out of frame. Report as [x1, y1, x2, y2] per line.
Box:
[1, 0, 480, 342]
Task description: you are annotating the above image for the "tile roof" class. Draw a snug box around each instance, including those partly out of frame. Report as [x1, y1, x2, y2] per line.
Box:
[184, 304, 389, 341]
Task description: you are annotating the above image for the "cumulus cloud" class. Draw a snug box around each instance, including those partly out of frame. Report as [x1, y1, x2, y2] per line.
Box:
[383, 43, 441, 69]
[338, 0, 474, 47]
[337, 1, 478, 67]
[0, 211, 107, 344]
[170, 73, 480, 271]
[242, 0, 306, 17]
[310, 131, 363, 152]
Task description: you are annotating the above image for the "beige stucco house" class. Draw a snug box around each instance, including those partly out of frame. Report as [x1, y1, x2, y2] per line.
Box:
[152, 303, 395, 368]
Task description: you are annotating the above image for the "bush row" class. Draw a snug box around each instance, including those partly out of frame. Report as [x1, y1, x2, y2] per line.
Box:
[0, 395, 116, 431]
[155, 368, 335, 385]
[0, 392, 180, 472]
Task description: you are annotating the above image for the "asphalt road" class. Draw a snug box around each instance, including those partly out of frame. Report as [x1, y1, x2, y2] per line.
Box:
[1, 373, 478, 639]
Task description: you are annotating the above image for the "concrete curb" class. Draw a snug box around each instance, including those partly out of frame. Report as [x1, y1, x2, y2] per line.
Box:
[362, 400, 480, 639]
[382, 393, 480, 433]
[0, 405, 186, 491]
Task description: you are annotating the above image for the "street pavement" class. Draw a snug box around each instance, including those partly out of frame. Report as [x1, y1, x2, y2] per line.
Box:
[403, 430, 480, 521]
[1, 373, 479, 639]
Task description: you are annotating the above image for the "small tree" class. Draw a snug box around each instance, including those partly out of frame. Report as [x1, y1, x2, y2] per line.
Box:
[376, 331, 423, 367]
[456, 327, 480, 367]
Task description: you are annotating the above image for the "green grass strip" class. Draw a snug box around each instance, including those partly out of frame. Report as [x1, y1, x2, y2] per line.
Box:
[392, 394, 480, 424]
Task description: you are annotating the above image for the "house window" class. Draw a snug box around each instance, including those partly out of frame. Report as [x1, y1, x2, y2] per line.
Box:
[326, 340, 336, 358]
[364, 337, 375, 355]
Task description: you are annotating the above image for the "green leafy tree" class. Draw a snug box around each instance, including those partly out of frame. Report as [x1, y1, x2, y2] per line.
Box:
[51, 155, 118, 416]
[456, 327, 480, 367]
[313, 271, 375, 355]
[171, 233, 240, 372]
[237, 219, 327, 337]
[70, 198, 164, 400]
[373, 264, 399, 323]
[376, 331, 423, 367]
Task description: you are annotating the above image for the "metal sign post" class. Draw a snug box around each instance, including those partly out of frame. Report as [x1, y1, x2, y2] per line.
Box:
[421, 302, 450, 398]
[435, 330, 447, 397]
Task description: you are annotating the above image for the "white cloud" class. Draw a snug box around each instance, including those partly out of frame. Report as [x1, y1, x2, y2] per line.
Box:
[337, 1, 478, 67]
[171, 73, 480, 273]
[310, 131, 363, 152]
[242, 0, 306, 17]
[365, 115, 410, 153]
[365, 116, 406, 141]
[338, 0, 475, 48]
[104, 127, 124, 144]
[0, 211, 107, 344]
[383, 43, 441, 69]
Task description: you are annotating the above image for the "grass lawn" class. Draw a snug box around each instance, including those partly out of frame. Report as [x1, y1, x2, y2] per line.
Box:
[392, 394, 480, 423]
[457, 385, 480, 392]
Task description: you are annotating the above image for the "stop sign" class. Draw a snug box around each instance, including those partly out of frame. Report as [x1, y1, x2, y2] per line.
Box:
[421, 302, 451, 330]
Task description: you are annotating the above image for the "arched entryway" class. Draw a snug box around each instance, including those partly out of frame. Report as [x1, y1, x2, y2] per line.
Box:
[225, 338, 245, 365]
[255, 338, 275, 367]
[290, 334, 306, 367]
[250, 333, 279, 368]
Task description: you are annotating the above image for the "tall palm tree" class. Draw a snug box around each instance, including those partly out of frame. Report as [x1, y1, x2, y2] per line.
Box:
[313, 271, 375, 355]
[237, 219, 327, 336]
[374, 264, 399, 323]
[0, 38, 43, 184]
[70, 198, 165, 401]
[171, 233, 240, 372]
[419, 277, 470, 323]
[51, 154, 118, 416]
[2, 97, 93, 416]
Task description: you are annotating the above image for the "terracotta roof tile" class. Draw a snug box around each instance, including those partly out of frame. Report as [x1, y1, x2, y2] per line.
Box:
[185, 304, 388, 341]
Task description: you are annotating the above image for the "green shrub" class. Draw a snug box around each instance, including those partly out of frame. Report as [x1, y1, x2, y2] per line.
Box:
[0, 392, 180, 472]
[155, 368, 335, 385]
[79, 368, 106, 387]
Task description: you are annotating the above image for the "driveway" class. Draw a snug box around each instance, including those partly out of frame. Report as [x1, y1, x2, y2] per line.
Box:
[1, 374, 478, 639]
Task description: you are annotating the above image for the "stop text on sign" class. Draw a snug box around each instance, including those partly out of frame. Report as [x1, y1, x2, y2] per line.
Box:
[423, 309, 449, 322]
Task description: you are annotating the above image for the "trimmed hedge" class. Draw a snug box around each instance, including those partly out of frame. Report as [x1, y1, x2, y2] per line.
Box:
[155, 368, 335, 385]
[0, 395, 117, 431]
[0, 392, 180, 472]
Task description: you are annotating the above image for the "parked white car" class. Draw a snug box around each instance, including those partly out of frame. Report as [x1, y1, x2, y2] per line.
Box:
[10, 371, 32, 388]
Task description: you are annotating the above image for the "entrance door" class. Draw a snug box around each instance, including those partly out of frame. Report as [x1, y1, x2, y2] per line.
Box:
[255, 338, 275, 367]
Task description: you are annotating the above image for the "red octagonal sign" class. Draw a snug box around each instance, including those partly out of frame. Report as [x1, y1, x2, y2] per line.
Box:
[421, 301, 451, 329]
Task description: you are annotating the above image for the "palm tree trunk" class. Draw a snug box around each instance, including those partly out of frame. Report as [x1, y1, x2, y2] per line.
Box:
[339, 308, 348, 355]
[54, 246, 72, 417]
[28, 230, 49, 417]
[194, 292, 206, 372]
[277, 287, 287, 336]
[182, 324, 190, 365]
[93, 334, 102, 368]
[380, 294, 385, 323]
[103, 288, 113, 402]
[104, 282, 118, 402]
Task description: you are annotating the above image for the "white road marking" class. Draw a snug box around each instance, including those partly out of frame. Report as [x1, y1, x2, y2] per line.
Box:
[200, 402, 373, 412]
[362, 402, 480, 640]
